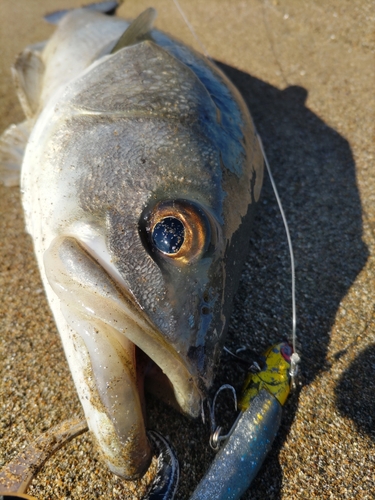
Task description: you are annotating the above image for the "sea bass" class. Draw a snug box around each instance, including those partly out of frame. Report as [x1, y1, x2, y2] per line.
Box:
[0, 6, 263, 479]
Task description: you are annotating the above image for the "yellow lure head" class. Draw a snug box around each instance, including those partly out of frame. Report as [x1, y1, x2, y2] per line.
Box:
[238, 342, 292, 411]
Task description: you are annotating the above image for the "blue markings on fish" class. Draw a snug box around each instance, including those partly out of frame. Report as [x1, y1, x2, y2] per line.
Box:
[0, 6, 263, 481]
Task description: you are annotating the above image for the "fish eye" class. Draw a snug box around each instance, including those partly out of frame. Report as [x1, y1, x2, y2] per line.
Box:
[141, 199, 218, 264]
[152, 217, 185, 254]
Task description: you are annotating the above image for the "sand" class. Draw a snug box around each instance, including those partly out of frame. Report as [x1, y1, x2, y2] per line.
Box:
[0, 0, 374, 498]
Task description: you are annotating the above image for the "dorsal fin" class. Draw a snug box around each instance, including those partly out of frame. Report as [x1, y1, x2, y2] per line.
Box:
[111, 7, 157, 53]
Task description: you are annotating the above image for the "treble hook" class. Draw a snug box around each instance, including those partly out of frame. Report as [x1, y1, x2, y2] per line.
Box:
[208, 384, 239, 451]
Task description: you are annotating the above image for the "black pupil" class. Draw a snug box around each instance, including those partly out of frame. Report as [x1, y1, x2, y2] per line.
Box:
[152, 217, 185, 254]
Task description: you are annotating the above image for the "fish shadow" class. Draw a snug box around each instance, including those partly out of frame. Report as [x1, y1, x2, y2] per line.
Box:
[211, 62, 369, 499]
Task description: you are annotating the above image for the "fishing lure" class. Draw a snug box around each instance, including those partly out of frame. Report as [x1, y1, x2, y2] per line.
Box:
[189, 342, 293, 500]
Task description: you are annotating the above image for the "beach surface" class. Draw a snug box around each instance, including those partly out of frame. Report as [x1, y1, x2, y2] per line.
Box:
[0, 1, 374, 498]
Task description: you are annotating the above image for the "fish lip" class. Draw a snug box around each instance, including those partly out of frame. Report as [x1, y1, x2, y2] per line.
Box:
[89, 260, 205, 420]
[99, 259, 205, 417]
[112, 291, 204, 417]
[48, 230, 204, 414]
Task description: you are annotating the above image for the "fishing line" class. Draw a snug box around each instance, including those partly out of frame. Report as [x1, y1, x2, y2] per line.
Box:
[172, 0, 211, 59]
[257, 136, 300, 383]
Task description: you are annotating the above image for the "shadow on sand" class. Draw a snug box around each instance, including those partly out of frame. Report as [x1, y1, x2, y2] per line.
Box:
[210, 62, 369, 499]
[335, 344, 375, 442]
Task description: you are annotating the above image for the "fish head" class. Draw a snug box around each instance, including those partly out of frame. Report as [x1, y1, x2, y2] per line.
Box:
[26, 38, 263, 478]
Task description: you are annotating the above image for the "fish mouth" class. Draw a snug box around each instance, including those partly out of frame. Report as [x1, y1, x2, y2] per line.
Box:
[44, 233, 203, 479]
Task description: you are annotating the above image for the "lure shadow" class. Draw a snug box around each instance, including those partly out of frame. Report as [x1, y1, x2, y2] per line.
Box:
[209, 62, 369, 499]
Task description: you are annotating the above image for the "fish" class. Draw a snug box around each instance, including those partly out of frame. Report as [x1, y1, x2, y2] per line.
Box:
[0, 5, 263, 480]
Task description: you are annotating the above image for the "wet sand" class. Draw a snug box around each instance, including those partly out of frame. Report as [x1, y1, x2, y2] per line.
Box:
[0, 1, 374, 498]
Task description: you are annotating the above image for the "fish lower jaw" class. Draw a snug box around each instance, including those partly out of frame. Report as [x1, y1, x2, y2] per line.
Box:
[76, 330, 200, 480]
[43, 235, 202, 478]
[63, 308, 202, 479]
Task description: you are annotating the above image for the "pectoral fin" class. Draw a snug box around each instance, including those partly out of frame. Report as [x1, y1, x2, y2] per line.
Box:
[0, 121, 30, 186]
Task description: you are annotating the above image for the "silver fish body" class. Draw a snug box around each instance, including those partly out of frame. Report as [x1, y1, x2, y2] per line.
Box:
[3, 8, 263, 479]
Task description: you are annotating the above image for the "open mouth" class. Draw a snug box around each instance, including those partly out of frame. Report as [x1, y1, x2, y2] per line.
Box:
[44, 232, 203, 479]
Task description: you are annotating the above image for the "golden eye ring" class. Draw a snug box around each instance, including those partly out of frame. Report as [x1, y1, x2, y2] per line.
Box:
[147, 200, 212, 265]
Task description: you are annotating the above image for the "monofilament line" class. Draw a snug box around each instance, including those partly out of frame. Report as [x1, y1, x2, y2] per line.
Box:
[257, 135, 300, 374]
[172, 0, 211, 59]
